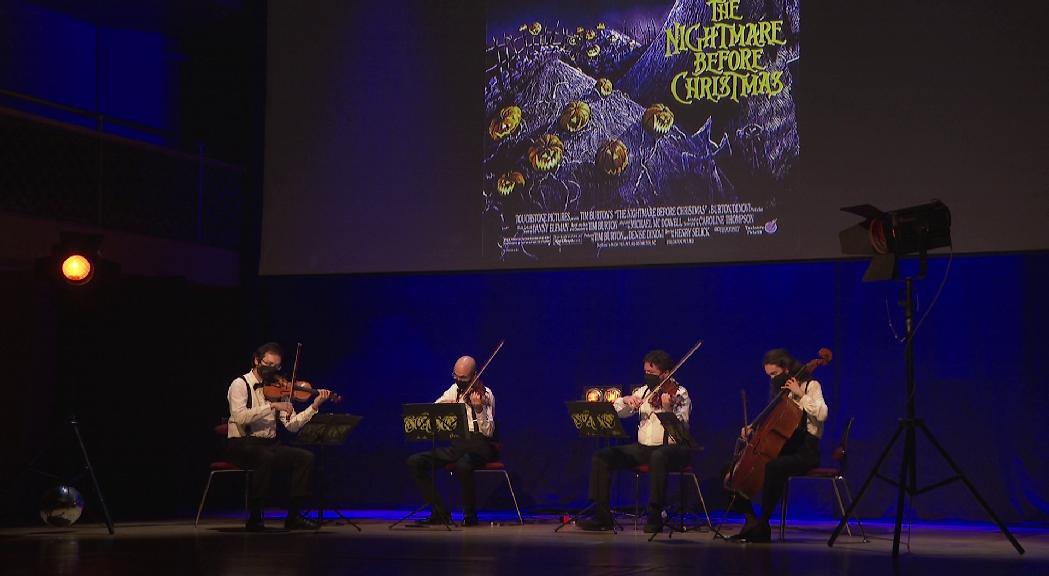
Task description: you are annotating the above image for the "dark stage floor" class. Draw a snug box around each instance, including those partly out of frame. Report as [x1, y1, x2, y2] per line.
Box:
[2, 513, 1044, 576]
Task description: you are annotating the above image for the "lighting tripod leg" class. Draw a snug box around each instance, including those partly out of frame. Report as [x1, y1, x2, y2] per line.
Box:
[828, 421, 906, 547]
[71, 419, 114, 535]
[916, 421, 1024, 555]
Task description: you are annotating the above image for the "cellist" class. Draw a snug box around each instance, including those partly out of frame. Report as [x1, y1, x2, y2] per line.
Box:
[728, 348, 828, 542]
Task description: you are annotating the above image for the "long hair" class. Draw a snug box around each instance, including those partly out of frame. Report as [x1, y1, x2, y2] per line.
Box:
[762, 348, 807, 397]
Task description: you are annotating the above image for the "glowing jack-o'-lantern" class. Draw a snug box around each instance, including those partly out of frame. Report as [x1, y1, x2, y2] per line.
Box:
[496, 171, 525, 196]
[595, 78, 613, 97]
[596, 139, 629, 176]
[585, 29, 596, 41]
[559, 101, 591, 133]
[642, 103, 675, 136]
[488, 105, 523, 141]
[529, 22, 542, 36]
[529, 134, 564, 172]
[576, 26, 585, 34]
[568, 35, 579, 46]
[587, 45, 601, 58]
[596, 22, 607, 30]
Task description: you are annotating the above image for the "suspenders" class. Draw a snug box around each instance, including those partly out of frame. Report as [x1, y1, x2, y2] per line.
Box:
[238, 376, 253, 435]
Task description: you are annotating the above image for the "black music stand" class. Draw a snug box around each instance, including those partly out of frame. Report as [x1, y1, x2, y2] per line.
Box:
[555, 401, 629, 533]
[390, 403, 469, 530]
[293, 413, 363, 531]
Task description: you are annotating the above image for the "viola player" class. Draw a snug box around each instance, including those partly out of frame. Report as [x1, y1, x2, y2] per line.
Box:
[225, 342, 332, 531]
[578, 350, 692, 533]
[405, 355, 496, 527]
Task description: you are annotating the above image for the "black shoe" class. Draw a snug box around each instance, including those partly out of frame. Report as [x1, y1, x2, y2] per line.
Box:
[284, 515, 319, 530]
[245, 517, 266, 532]
[734, 521, 771, 543]
[461, 514, 479, 527]
[577, 516, 614, 531]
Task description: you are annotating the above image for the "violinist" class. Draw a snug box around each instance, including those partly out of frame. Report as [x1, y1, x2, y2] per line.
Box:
[406, 355, 496, 527]
[225, 342, 332, 531]
[727, 348, 828, 543]
[578, 350, 692, 533]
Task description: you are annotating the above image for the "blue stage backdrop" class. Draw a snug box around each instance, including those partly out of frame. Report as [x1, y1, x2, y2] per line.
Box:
[259, 252, 1049, 523]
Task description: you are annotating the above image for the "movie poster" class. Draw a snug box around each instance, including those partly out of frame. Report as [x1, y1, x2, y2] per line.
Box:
[482, 0, 800, 264]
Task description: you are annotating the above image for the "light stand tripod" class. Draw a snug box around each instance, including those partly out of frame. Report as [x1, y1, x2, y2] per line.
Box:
[827, 276, 1023, 556]
[23, 416, 115, 535]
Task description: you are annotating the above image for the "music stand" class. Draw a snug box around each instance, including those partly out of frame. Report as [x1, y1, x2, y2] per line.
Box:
[555, 401, 628, 533]
[390, 403, 469, 530]
[293, 413, 363, 530]
[654, 412, 695, 448]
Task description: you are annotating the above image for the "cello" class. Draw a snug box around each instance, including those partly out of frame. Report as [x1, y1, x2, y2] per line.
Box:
[723, 348, 832, 499]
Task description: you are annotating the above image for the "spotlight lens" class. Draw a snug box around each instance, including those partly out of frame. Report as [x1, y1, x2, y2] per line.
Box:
[603, 388, 621, 402]
[61, 255, 93, 283]
[585, 388, 602, 402]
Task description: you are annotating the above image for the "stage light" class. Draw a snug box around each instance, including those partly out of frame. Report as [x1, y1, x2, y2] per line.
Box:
[61, 254, 94, 285]
[584, 386, 623, 403]
[37, 232, 116, 288]
[839, 200, 951, 281]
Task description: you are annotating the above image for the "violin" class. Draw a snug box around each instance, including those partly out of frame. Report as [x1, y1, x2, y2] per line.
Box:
[261, 342, 341, 406]
[262, 375, 342, 404]
[643, 340, 704, 409]
[723, 348, 832, 499]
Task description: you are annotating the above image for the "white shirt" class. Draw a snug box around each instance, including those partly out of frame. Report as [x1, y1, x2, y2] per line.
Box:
[613, 380, 691, 447]
[435, 382, 495, 438]
[789, 379, 829, 439]
[227, 370, 318, 438]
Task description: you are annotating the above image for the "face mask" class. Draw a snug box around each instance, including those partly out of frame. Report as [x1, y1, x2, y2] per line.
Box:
[454, 378, 472, 390]
[770, 372, 790, 389]
[644, 373, 662, 388]
[257, 364, 280, 383]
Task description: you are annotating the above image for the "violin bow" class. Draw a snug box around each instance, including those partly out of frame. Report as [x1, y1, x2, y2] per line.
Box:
[282, 342, 303, 420]
[458, 339, 505, 402]
[642, 339, 704, 404]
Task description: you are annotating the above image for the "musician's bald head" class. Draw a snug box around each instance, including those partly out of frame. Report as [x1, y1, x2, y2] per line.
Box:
[453, 356, 477, 380]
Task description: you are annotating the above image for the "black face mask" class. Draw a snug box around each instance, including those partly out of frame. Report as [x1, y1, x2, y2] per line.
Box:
[454, 378, 472, 390]
[257, 364, 280, 384]
[644, 373, 662, 389]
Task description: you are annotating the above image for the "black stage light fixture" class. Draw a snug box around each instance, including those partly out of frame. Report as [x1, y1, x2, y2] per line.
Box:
[37, 232, 117, 287]
[839, 200, 951, 281]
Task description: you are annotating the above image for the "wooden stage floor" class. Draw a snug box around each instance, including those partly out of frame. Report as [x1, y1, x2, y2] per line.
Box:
[2, 513, 1045, 576]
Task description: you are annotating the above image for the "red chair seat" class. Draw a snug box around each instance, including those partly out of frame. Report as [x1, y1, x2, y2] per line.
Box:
[209, 461, 243, 472]
[633, 464, 694, 474]
[445, 461, 506, 472]
[805, 467, 841, 478]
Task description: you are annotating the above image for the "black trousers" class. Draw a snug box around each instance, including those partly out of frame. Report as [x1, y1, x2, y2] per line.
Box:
[732, 431, 821, 519]
[588, 443, 691, 514]
[225, 436, 314, 512]
[406, 436, 496, 517]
